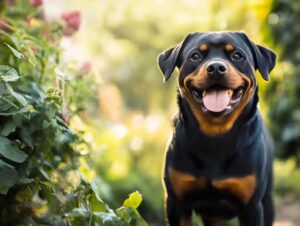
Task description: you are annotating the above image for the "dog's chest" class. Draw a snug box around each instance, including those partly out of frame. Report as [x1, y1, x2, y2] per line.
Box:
[168, 167, 256, 205]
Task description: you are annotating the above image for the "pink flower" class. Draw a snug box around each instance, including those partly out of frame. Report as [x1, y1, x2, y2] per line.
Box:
[0, 19, 7, 30]
[81, 62, 92, 74]
[30, 0, 43, 7]
[61, 11, 81, 37]
[0, 19, 11, 32]
[62, 113, 70, 124]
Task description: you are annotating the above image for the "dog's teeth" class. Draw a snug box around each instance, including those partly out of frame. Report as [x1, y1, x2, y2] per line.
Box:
[226, 105, 232, 109]
[192, 91, 199, 97]
[202, 90, 206, 97]
[201, 106, 208, 112]
[227, 89, 233, 98]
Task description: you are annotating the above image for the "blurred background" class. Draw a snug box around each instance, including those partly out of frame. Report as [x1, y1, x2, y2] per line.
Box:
[1, 0, 300, 225]
[44, 0, 300, 225]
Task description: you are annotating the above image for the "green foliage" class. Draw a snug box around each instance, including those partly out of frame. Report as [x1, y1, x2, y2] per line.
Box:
[0, 1, 147, 225]
[268, 0, 300, 161]
[66, 179, 146, 226]
[116, 192, 147, 226]
[274, 159, 300, 196]
[123, 191, 142, 209]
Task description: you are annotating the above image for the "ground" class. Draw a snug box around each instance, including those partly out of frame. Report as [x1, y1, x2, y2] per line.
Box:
[275, 194, 300, 226]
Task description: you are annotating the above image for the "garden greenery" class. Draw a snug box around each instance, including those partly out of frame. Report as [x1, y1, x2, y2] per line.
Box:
[0, 1, 147, 225]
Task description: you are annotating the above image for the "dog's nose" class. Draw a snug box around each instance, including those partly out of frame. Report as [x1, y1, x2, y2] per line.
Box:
[206, 61, 227, 77]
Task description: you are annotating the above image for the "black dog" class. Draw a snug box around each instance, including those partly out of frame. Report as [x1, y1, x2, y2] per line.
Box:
[158, 32, 276, 226]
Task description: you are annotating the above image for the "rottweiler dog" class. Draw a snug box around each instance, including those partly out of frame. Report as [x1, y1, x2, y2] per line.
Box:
[158, 32, 276, 226]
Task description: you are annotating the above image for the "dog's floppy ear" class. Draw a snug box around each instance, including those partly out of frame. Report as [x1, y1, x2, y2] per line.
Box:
[157, 33, 197, 82]
[237, 32, 276, 81]
[157, 43, 182, 82]
[251, 44, 276, 81]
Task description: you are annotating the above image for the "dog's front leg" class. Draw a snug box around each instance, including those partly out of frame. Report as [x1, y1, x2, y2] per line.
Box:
[238, 202, 263, 226]
[166, 196, 192, 226]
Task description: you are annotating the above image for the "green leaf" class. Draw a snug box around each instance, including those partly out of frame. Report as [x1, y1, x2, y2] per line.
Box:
[5, 43, 24, 59]
[6, 83, 27, 106]
[0, 65, 19, 82]
[27, 45, 37, 67]
[123, 191, 143, 209]
[93, 212, 124, 226]
[90, 180, 105, 203]
[0, 159, 18, 194]
[90, 192, 106, 212]
[66, 208, 91, 226]
[17, 177, 35, 185]
[117, 192, 147, 226]
[39, 168, 51, 181]
[116, 207, 147, 226]
[1, 120, 17, 136]
[15, 186, 33, 202]
[0, 136, 28, 163]
[20, 124, 33, 148]
[66, 208, 90, 218]
[0, 104, 30, 116]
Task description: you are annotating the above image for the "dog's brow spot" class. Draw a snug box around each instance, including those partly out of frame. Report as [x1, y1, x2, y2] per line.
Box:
[225, 44, 234, 51]
[199, 44, 208, 51]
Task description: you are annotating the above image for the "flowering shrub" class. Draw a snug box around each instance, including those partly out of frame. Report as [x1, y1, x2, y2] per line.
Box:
[61, 11, 81, 37]
[30, 0, 43, 7]
[0, 1, 147, 225]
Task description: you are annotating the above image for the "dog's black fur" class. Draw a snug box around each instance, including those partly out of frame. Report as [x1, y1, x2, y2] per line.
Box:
[158, 32, 276, 226]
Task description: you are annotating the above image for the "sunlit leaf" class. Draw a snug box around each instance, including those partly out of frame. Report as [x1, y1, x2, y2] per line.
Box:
[27, 45, 37, 67]
[116, 191, 148, 226]
[123, 191, 142, 209]
[90, 192, 106, 212]
[5, 43, 24, 59]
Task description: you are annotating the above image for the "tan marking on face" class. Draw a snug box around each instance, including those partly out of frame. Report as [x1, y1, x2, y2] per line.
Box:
[178, 61, 207, 88]
[168, 167, 207, 199]
[212, 174, 257, 205]
[200, 44, 208, 51]
[225, 44, 234, 51]
[179, 62, 255, 136]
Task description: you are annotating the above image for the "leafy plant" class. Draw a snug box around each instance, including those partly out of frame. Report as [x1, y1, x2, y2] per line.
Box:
[0, 1, 147, 225]
[268, 0, 300, 162]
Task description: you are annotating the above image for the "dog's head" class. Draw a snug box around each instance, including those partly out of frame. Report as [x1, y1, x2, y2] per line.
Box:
[158, 32, 276, 136]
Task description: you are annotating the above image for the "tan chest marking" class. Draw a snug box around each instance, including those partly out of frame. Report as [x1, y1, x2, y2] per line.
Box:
[169, 168, 256, 204]
[212, 174, 257, 205]
[168, 168, 207, 199]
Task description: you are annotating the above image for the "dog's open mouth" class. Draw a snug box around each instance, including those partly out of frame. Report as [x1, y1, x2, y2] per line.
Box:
[190, 85, 245, 116]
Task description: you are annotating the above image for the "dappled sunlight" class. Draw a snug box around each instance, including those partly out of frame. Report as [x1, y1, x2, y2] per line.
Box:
[0, 0, 298, 225]
[48, 0, 299, 225]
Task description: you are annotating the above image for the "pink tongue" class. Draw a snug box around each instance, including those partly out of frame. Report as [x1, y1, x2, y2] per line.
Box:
[202, 90, 230, 112]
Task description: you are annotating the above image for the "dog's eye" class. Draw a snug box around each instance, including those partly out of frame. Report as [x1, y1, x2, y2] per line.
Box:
[231, 51, 244, 61]
[190, 52, 202, 61]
